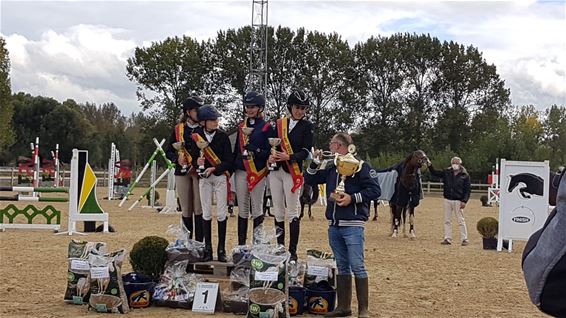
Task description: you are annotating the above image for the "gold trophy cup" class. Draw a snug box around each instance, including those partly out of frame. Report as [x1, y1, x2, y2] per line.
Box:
[195, 140, 209, 177]
[172, 141, 189, 173]
[268, 138, 282, 171]
[241, 127, 254, 160]
[330, 144, 363, 201]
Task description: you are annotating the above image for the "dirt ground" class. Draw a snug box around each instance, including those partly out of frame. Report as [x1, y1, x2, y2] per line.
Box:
[0, 189, 546, 318]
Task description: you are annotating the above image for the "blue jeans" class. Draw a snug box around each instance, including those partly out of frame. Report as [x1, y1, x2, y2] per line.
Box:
[328, 226, 368, 278]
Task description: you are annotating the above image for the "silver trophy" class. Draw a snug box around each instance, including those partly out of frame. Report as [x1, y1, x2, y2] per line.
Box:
[172, 141, 189, 173]
[195, 140, 209, 177]
[241, 127, 254, 160]
[268, 138, 282, 171]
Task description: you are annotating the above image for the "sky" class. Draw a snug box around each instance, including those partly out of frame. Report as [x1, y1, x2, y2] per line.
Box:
[1, 0, 565, 116]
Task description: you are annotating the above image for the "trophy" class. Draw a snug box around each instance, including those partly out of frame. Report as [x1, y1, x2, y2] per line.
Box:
[268, 138, 281, 171]
[241, 127, 254, 160]
[172, 141, 189, 173]
[330, 144, 363, 201]
[195, 140, 209, 177]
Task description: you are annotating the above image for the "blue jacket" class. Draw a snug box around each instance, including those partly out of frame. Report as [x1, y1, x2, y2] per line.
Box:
[233, 118, 272, 172]
[304, 160, 381, 226]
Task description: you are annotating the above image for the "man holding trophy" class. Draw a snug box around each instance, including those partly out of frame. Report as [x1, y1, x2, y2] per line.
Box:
[305, 133, 380, 318]
[267, 89, 314, 262]
[232, 91, 272, 245]
[190, 105, 233, 262]
[165, 96, 204, 242]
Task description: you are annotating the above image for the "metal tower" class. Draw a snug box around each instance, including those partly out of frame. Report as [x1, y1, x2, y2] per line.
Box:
[248, 0, 268, 95]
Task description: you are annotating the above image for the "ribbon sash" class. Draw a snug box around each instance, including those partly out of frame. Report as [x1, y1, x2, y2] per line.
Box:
[175, 123, 193, 164]
[239, 122, 268, 192]
[191, 132, 233, 201]
[277, 118, 304, 193]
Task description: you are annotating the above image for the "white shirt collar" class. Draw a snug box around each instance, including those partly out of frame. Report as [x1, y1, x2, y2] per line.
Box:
[204, 130, 216, 143]
[289, 118, 299, 132]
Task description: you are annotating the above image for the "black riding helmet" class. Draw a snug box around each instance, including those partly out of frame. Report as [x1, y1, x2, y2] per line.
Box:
[287, 89, 310, 113]
[182, 95, 204, 112]
[243, 91, 265, 117]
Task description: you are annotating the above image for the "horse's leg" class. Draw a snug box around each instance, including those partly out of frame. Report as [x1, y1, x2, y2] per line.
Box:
[408, 206, 416, 239]
[308, 204, 314, 220]
[372, 201, 378, 221]
[391, 205, 400, 238]
[299, 203, 305, 220]
[402, 206, 408, 238]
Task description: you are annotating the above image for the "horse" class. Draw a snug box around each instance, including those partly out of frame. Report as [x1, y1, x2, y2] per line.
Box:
[299, 183, 319, 220]
[387, 150, 429, 239]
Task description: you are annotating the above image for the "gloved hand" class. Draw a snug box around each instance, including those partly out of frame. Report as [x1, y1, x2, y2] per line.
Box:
[244, 143, 261, 154]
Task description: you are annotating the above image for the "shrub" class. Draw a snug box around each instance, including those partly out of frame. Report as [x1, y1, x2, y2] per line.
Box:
[129, 236, 169, 281]
[476, 217, 498, 239]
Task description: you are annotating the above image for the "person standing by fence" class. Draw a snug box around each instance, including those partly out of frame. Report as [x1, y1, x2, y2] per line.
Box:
[428, 156, 471, 246]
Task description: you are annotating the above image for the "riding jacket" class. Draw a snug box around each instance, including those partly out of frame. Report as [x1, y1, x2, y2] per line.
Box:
[233, 117, 271, 172]
[166, 123, 201, 176]
[304, 160, 381, 227]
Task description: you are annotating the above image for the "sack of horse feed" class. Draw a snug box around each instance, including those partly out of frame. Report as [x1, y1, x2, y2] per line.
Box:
[153, 260, 203, 309]
[165, 224, 205, 264]
[64, 240, 107, 304]
[88, 249, 129, 314]
[304, 249, 336, 288]
[522, 169, 566, 317]
[248, 250, 289, 318]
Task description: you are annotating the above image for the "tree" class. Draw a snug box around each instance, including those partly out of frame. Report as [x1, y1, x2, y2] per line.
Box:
[353, 35, 407, 156]
[0, 37, 15, 161]
[298, 31, 353, 147]
[543, 105, 566, 169]
[126, 36, 207, 123]
[430, 41, 510, 153]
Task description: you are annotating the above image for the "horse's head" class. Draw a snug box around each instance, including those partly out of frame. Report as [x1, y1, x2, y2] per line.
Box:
[409, 150, 429, 168]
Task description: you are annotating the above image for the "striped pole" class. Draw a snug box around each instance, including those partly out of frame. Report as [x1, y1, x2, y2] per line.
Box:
[32, 137, 40, 190]
[0, 195, 68, 202]
[118, 138, 166, 207]
[0, 186, 69, 193]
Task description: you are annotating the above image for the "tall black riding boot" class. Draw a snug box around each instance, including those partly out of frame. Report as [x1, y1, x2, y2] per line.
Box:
[325, 275, 352, 317]
[182, 216, 193, 240]
[217, 219, 227, 262]
[355, 277, 370, 318]
[237, 216, 248, 246]
[275, 220, 285, 246]
[194, 214, 204, 242]
[202, 219, 213, 262]
[289, 218, 300, 262]
[252, 215, 264, 243]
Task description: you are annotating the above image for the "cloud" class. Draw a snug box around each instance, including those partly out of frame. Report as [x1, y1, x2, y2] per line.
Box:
[2, 0, 565, 115]
[4, 24, 141, 114]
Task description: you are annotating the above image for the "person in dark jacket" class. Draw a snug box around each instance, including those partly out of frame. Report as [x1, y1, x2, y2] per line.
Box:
[165, 96, 204, 241]
[428, 156, 471, 246]
[190, 105, 233, 262]
[233, 91, 271, 245]
[267, 89, 314, 262]
[304, 133, 380, 318]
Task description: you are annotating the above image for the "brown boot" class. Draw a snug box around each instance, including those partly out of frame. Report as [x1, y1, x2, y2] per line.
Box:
[325, 275, 352, 317]
[355, 277, 369, 318]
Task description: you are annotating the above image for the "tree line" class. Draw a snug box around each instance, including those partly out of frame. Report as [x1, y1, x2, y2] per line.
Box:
[1, 29, 564, 182]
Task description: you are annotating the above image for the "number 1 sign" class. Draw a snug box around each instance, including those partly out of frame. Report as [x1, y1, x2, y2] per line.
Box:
[192, 282, 219, 314]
